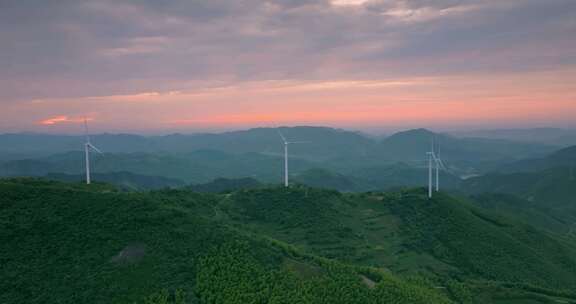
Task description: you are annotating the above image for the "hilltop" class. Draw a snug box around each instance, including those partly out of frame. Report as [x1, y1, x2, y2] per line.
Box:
[0, 178, 452, 304]
[2, 179, 576, 303]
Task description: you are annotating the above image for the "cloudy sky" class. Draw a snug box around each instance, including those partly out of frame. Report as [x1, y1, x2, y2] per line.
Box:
[1, 0, 575, 133]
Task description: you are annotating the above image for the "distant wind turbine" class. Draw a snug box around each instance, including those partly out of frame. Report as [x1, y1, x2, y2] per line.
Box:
[278, 130, 309, 187]
[427, 137, 446, 198]
[83, 119, 102, 185]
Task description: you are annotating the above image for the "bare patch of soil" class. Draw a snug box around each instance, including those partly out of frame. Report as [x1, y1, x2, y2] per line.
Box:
[111, 243, 146, 264]
[360, 275, 376, 289]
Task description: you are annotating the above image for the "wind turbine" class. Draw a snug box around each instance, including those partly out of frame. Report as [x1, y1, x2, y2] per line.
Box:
[427, 136, 448, 198]
[83, 119, 102, 185]
[278, 130, 308, 187]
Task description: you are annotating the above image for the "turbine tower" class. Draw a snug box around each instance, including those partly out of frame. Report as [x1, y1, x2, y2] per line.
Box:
[84, 119, 102, 185]
[278, 130, 308, 187]
[427, 150, 434, 198]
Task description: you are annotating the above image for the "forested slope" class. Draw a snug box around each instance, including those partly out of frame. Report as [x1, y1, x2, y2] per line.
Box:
[0, 179, 451, 304]
[220, 187, 576, 302]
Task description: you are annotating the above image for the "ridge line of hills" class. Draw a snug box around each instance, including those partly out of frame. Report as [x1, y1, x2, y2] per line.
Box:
[2, 178, 576, 303]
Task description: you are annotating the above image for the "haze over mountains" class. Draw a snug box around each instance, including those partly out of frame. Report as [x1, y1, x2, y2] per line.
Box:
[451, 128, 576, 146]
[2, 0, 575, 302]
[3, 126, 576, 303]
[0, 126, 562, 185]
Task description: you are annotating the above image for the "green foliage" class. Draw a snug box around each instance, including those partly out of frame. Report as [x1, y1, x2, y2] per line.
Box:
[141, 290, 185, 304]
[219, 186, 576, 302]
[462, 165, 576, 236]
[293, 168, 361, 192]
[188, 177, 263, 193]
[383, 190, 576, 290]
[0, 179, 452, 304]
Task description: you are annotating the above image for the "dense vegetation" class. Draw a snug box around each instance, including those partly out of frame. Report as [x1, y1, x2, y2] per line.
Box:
[187, 177, 263, 193]
[462, 165, 576, 235]
[219, 187, 576, 303]
[46, 172, 185, 190]
[382, 191, 576, 290]
[0, 178, 453, 304]
[3, 173, 576, 303]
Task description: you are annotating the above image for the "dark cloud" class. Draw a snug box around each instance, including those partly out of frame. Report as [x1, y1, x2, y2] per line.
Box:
[0, 0, 574, 101]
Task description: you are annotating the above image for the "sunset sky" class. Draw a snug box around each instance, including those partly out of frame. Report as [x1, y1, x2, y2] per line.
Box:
[1, 0, 575, 134]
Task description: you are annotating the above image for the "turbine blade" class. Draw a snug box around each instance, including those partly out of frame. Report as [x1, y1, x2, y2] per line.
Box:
[439, 159, 448, 170]
[88, 143, 103, 154]
[84, 118, 90, 143]
[277, 130, 287, 143]
[287, 141, 310, 144]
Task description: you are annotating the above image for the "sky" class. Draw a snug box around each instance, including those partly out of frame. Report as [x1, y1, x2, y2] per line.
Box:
[1, 0, 575, 134]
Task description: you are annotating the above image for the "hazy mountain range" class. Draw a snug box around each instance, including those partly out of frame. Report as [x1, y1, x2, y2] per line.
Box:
[0, 127, 561, 184]
[3, 127, 576, 303]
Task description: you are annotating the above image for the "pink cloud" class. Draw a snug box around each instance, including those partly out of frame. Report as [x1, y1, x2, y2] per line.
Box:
[39, 115, 91, 125]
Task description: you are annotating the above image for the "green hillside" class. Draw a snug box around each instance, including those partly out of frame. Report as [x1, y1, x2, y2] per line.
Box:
[348, 163, 462, 191]
[188, 177, 264, 193]
[499, 145, 576, 173]
[0, 178, 452, 304]
[0, 150, 312, 184]
[468, 193, 571, 234]
[222, 187, 576, 281]
[294, 168, 362, 191]
[3, 178, 576, 303]
[45, 172, 185, 191]
[463, 166, 576, 215]
[460, 165, 576, 240]
[219, 187, 576, 302]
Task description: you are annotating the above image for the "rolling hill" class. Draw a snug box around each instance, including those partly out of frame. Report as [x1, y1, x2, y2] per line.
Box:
[3, 178, 576, 303]
[461, 165, 576, 237]
[219, 187, 576, 293]
[0, 150, 314, 184]
[45, 172, 185, 191]
[0, 127, 556, 174]
[371, 129, 555, 176]
[498, 145, 576, 173]
[187, 177, 264, 193]
[0, 178, 452, 304]
[463, 166, 576, 208]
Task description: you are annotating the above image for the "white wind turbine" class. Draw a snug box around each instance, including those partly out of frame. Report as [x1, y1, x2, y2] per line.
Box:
[427, 137, 447, 198]
[83, 119, 102, 185]
[278, 130, 309, 187]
